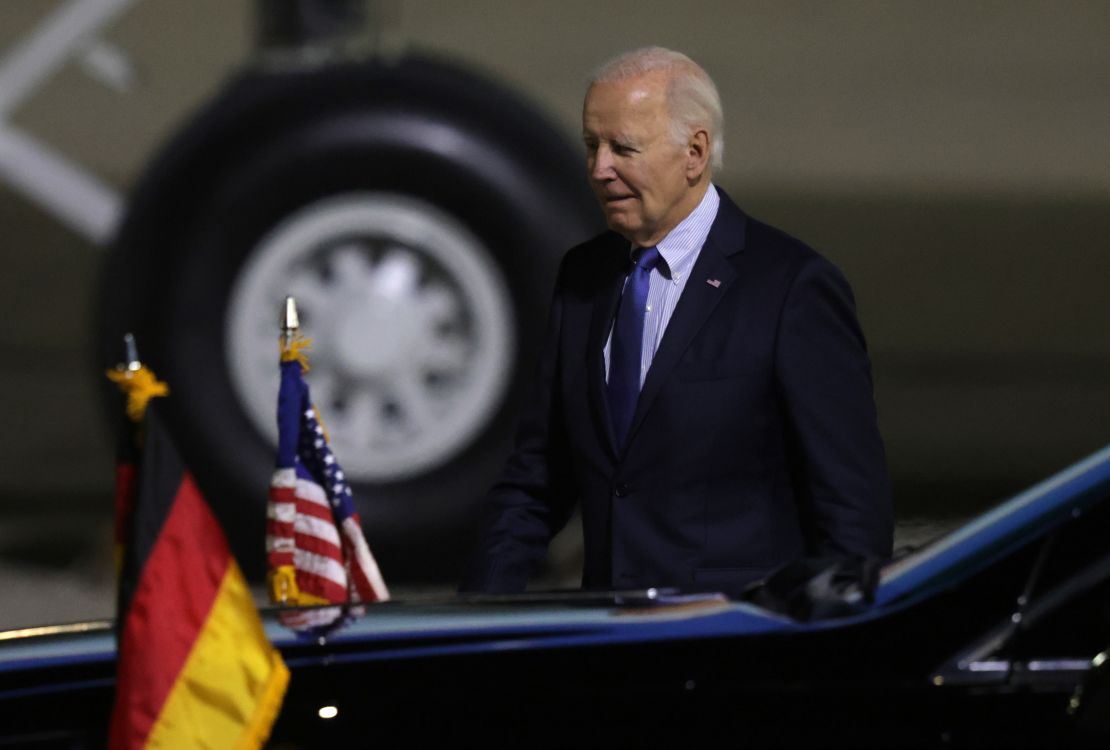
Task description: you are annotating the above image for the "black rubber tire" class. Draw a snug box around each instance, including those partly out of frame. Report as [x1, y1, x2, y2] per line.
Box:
[98, 55, 600, 580]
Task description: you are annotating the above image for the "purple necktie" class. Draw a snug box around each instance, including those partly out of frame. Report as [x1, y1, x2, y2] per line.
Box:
[608, 246, 661, 448]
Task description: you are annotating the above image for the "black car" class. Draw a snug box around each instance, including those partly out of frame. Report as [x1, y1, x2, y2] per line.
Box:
[2, 445, 1109, 747]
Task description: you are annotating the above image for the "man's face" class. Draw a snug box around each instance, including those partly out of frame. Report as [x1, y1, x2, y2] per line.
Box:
[582, 72, 697, 247]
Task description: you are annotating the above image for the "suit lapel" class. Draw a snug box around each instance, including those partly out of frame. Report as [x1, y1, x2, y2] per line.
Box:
[587, 234, 631, 459]
[624, 193, 749, 450]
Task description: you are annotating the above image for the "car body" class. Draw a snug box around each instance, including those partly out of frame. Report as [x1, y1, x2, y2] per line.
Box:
[2, 444, 1109, 747]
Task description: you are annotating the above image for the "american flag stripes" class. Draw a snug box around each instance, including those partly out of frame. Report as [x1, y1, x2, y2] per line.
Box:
[267, 348, 389, 606]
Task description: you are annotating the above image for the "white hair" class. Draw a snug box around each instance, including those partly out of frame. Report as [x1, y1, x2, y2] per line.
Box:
[590, 46, 724, 172]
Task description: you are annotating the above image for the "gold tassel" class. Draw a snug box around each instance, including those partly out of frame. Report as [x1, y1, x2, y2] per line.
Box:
[267, 565, 300, 605]
[267, 565, 332, 606]
[279, 335, 313, 372]
[105, 365, 169, 422]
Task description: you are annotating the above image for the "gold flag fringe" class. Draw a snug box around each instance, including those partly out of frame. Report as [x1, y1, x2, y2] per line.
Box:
[279, 335, 313, 372]
[106, 365, 169, 422]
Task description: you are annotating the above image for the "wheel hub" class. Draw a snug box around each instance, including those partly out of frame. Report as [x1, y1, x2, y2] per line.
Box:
[226, 193, 514, 482]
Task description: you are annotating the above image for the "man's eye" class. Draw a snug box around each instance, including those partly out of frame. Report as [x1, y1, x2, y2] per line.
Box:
[613, 144, 636, 156]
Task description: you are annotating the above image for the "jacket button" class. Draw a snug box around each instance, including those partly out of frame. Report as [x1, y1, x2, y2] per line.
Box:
[614, 483, 630, 497]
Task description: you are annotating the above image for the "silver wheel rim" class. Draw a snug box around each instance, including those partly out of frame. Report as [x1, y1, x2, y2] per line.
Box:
[226, 192, 514, 482]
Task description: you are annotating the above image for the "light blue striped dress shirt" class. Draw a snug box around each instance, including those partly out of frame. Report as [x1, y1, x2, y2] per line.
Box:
[605, 183, 721, 388]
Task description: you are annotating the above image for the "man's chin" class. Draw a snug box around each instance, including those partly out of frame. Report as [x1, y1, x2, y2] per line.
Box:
[603, 213, 641, 241]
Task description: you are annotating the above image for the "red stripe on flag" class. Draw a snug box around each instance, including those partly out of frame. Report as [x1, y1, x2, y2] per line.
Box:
[270, 484, 297, 500]
[297, 572, 348, 603]
[110, 473, 231, 750]
[267, 484, 297, 569]
[342, 528, 387, 603]
[294, 497, 334, 523]
[292, 532, 343, 560]
[347, 559, 379, 602]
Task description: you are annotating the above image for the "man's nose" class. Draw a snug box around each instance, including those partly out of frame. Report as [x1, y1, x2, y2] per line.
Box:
[590, 146, 615, 181]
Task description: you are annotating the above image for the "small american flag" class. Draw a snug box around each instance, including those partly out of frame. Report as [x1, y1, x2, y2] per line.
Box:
[267, 349, 389, 607]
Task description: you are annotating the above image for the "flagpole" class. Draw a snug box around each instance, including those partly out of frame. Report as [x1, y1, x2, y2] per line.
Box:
[122, 332, 140, 371]
[272, 296, 299, 606]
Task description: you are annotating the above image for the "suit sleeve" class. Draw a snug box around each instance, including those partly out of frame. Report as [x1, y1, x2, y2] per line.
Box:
[775, 256, 894, 559]
[459, 263, 577, 593]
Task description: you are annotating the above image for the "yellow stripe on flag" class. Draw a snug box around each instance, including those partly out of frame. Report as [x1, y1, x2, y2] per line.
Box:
[146, 560, 289, 749]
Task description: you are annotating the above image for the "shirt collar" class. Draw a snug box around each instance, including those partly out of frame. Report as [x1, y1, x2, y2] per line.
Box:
[631, 183, 719, 282]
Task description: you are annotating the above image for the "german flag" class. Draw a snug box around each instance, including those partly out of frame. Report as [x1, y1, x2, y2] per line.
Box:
[108, 395, 288, 749]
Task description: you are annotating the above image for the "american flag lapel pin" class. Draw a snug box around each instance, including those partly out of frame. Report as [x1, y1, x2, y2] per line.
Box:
[706, 278, 721, 288]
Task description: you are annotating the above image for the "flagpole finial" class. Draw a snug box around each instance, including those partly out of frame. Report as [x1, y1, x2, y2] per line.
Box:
[123, 333, 141, 371]
[281, 296, 300, 342]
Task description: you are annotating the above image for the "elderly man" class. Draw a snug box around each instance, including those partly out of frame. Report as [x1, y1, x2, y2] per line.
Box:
[461, 47, 892, 596]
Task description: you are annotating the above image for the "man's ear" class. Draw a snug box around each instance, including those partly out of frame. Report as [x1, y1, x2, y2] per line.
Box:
[686, 128, 710, 180]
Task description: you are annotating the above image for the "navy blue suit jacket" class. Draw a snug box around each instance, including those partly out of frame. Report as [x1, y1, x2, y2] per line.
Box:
[462, 190, 893, 596]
